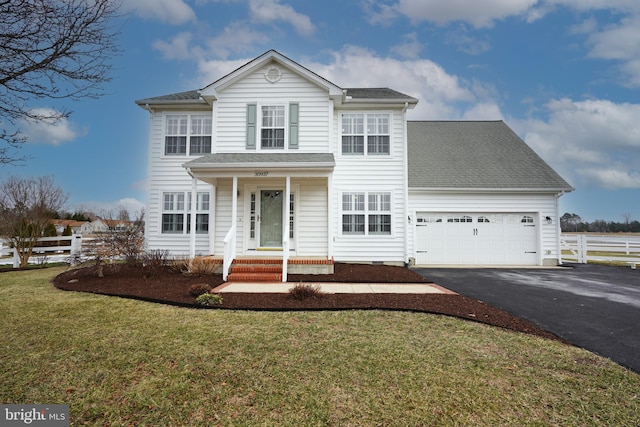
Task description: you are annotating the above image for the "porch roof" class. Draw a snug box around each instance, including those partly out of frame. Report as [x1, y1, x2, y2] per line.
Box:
[183, 153, 335, 171]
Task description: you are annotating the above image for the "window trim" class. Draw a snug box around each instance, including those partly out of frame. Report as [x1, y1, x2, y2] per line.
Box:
[340, 190, 392, 236]
[340, 112, 392, 156]
[163, 113, 212, 157]
[161, 191, 212, 234]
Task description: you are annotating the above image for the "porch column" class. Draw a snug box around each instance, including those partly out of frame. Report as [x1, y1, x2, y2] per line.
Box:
[231, 175, 238, 237]
[209, 182, 216, 255]
[283, 175, 291, 282]
[189, 176, 198, 258]
[327, 173, 333, 259]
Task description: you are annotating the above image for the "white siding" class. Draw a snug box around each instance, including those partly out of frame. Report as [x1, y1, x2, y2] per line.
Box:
[330, 109, 408, 263]
[214, 61, 332, 153]
[296, 179, 328, 256]
[145, 110, 214, 255]
[408, 191, 562, 265]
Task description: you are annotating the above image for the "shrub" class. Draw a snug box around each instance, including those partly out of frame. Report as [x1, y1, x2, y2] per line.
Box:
[288, 283, 323, 300]
[189, 283, 212, 297]
[196, 293, 223, 306]
[170, 256, 221, 275]
[141, 249, 170, 276]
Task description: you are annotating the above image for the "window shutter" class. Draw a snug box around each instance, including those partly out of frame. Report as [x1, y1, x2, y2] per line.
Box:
[289, 102, 299, 149]
[246, 103, 256, 149]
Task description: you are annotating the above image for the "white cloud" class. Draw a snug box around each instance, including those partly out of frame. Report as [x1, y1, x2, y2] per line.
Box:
[462, 102, 504, 120]
[19, 108, 84, 146]
[521, 98, 640, 189]
[390, 33, 424, 59]
[445, 26, 491, 55]
[205, 22, 269, 59]
[153, 32, 199, 60]
[305, 46, 476, 119]
[248, 0, 315, 36]
[371, 0, 538, 28]
[124, 0, 196, 25]
[586, 15, 640, 61]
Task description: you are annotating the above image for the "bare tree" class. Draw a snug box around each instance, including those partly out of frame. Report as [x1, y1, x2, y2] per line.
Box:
[0, 0, 123, 165]
[0, 175, 68, 267]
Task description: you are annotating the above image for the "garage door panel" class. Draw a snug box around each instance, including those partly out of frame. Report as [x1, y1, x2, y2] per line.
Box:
[415, 212, 538, 265]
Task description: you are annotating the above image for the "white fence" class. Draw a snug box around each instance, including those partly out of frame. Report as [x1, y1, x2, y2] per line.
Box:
[561, 233, 640, 268]
[0, 235, 85, 268]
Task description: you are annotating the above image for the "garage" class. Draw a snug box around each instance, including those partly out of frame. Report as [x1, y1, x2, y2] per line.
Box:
[415, 212, 538, 265]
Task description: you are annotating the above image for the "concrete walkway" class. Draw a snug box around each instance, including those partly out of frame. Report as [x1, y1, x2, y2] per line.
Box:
[213, 282, 453, 294]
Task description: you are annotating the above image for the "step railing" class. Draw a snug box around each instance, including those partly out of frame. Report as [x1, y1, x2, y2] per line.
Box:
[222, 225, 236, 281]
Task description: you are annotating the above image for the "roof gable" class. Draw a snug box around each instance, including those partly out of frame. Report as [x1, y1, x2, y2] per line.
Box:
[200, 49, 344, 99]
[407, 121, 573, 192]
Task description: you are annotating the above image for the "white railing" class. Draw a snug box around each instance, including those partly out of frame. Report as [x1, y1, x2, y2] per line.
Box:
[222, 225, 236, 281]
[561, 233, 640, 267]
[2, 235, 84, 268]
[282, 237, 289, 282]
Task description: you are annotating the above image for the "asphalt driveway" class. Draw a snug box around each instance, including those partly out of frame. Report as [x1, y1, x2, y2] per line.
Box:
[413, 264, 640, 373]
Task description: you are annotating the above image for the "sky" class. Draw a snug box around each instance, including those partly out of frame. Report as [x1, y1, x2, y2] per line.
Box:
[2, 0, 640, 222]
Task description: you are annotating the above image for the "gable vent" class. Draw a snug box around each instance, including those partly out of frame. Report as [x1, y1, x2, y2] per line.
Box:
[265, 66, 282, 83]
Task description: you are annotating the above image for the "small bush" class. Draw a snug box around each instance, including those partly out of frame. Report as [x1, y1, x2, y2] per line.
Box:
[169, 257, 221, 275]
[189, 257, 221, 275]
[196, 293, 223, 306]
[141, 249, 170, 276]
[189, 283, 212, 297]
[288, 283, 323, 300]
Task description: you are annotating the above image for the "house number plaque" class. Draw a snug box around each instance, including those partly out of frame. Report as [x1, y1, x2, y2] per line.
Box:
[255, 171, 268, 177]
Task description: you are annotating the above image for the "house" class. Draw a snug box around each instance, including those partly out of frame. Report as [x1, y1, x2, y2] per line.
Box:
[135, 50, 572, 280]
[50, 219, 92, 235]
[90, 218, 135, 234]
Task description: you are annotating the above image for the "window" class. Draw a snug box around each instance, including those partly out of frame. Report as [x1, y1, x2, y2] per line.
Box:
[165, 114, 212, 156]
[341, 191, 391, 235]
[368, 192, 391, 234]
[190, 115, 212, 154]
[448, 215, 473, 223]
[165, 115, 187, 155]
[341, 114, 364, 154]
[341, 113, 390, 155]
[162, 192, 185, 233]
[161, 191, 210, 234]
[261, 105, 285, 149]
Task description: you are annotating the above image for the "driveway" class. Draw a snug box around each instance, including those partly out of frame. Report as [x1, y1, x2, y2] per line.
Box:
[413, 264, 640, 373]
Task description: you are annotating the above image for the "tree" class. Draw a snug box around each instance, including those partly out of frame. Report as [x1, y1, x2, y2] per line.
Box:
[560, 213, 582, 232]
[0, 0, 122, 165]
[0, 176, 68, 267]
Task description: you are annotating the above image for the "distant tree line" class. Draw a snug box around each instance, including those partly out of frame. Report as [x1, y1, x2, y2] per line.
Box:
[560, 213, 640, 233]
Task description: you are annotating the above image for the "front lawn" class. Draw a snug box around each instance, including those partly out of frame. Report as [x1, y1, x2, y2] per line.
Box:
[1, 268, 639, 426]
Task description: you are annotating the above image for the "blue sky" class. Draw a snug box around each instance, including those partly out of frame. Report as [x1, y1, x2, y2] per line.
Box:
[3, 0, 640, 222]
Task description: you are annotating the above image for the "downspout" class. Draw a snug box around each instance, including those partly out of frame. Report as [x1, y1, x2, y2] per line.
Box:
[188, 169, 197, 259]
[556, 191, 565, 265]
[402, 102, 410, 266]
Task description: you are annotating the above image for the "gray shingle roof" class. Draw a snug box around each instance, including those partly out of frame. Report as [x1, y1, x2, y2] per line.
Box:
[184, 153, 335, 168]
[407, 121, 573, 191]
[344, 88, 418, 102]
[135, 90, 204, 105]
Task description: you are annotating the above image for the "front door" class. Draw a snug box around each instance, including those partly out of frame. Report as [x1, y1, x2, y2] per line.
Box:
[259, 190, 283, 248]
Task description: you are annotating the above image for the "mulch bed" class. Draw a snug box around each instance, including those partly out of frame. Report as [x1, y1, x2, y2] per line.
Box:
[53, 263, 565, 342]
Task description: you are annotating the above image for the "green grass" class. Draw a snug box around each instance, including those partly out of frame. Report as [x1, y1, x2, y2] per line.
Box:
[1, 268, 639, 426]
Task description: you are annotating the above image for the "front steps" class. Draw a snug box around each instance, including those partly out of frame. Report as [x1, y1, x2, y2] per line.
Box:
[224, 258, 334, 282]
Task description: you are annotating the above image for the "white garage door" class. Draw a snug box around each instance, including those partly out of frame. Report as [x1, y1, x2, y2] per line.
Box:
[415, 213, 538, 265]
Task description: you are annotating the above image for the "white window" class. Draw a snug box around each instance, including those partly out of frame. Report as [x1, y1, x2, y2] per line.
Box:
[161, 191, 210, 234]
[261, 105, 285, 149]
[162, 192, 185, 233]
[165, 114, 212, 156]
[448, 215, 473, 223]
[341, 113, 390, 155]
[341, 191, 391, 235]
[190, 115, 212, 154]
[165, 115, 187, 155]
